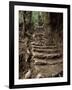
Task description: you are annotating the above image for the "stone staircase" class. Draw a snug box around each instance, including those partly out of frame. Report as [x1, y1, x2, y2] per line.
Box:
[30, 27, 63, 78]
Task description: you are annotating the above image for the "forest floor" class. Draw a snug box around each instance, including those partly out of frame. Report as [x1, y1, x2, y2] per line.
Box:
[19, 26, 63, 79]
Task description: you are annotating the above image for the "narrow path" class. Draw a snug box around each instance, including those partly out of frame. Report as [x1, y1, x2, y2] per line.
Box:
[30, 26, 63, 78]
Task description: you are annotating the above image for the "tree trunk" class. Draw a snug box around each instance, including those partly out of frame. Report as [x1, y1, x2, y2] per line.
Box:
[43, 12, 51, 32]
[23, 11, 26, 38]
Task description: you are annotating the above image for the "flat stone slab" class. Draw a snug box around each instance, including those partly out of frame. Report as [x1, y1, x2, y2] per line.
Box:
[34, 59, 63, 65]
[33, 53, 62, 58]
[31, 45, 57, 49]
[34, 63, 63, 77]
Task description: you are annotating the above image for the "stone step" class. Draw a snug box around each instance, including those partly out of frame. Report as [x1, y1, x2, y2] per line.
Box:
[36, 25, 44, 28]
[31, 45, 57, 49]
[33, 59, 63, 65]
[33, 52, 61, 57]
[31, 42, 56, 46]
[35, 70, 63, 78]
[34, 63, 63, 77]
[33, 53, 62, 59]
[34, 33, 45, 36]
[32, 48, 60, 54]
[33, 57, 62, 61]
[33, 36, 51, 40]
